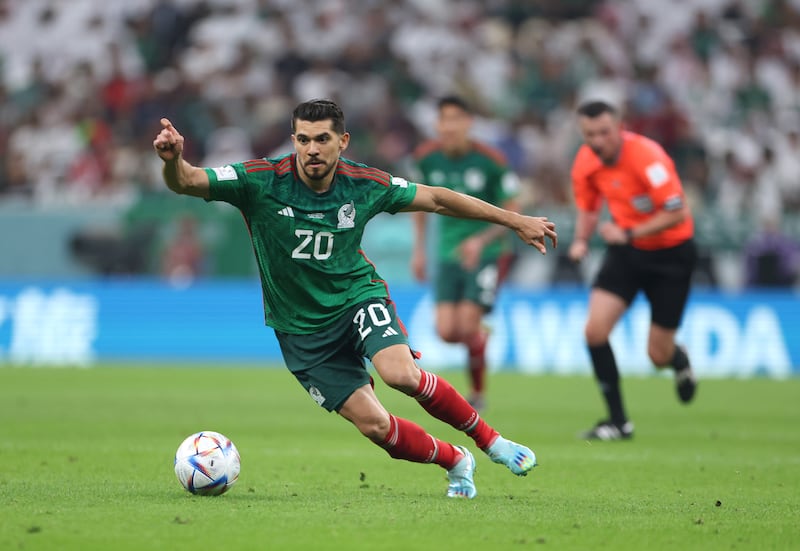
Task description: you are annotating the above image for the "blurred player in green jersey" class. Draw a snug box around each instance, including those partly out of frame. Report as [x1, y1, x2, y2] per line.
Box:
[412, 96, 521, 410]
[153, 99, 556, 499]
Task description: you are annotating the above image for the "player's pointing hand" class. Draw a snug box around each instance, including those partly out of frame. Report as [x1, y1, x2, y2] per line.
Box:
[153, 117, 184, 161]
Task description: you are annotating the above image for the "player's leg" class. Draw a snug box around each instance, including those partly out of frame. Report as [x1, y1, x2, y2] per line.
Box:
[348, 299, 487, 448]
[433, 261, 479, 392]
[647, 324, 695, 402]
[370, 343, 494, 445]
[276, 316, 476, 498]
[455, 299, 488, 409]
[643, 240, 698, 403]
[459, 261, 499, 410]
[434, 302, 460, 344]
[646, 324, 680, 367]
[435, 298, 488, 410]
[337, 383, 477, 498]
[581, 288, 632, 439]
[356, 299, 535, 476]
[581, 246, 638, 440]
[371, 343, 535, 477]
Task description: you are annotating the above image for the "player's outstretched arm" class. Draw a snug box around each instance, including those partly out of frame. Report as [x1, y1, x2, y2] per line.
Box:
[404, 184, 557, 254]
[153, 118, 210, 198]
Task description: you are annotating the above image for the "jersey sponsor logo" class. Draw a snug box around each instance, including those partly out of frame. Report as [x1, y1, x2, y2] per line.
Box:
[645, 162, 669, 188]
[309, 386, 326, 406]
[278, 207, 295, 217]
[337, 201, 356, 229]
[391, 177, 408, 188]
[631, 195, 654, 213]
[212, 165, 238, 181]
[307, 213, 325, 219]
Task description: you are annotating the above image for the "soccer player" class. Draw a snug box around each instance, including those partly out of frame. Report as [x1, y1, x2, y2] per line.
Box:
[568, 100, 698, 441]
[411, 95, 521, 410]
[153, 99, 557, 498]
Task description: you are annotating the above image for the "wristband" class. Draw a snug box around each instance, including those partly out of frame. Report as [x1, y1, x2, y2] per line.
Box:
[625, 228, 634, 242]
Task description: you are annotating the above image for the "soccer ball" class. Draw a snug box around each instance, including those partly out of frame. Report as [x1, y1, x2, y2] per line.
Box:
[174, 431, 241, 496]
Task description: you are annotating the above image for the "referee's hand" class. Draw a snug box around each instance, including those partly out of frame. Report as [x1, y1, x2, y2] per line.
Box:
[568, 240, 588, 262]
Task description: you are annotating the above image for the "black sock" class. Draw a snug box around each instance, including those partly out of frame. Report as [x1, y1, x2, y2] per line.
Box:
[671, 345, 689, 371]
[588, 343, 627, 425]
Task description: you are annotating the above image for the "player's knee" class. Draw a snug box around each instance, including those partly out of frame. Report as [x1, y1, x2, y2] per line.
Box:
[647, 342, 672, 367]
[381, 366, 420, 393]
[357, 413, 391, 442]
[436, 325, 460, 343]
[584, 324, 610, 346]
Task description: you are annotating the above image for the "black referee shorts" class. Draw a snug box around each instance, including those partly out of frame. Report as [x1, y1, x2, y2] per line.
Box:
[593, 239, 697, 329]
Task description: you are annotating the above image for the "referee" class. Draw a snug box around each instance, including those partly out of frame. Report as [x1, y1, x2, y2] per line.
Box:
[568, 100, 698, 441]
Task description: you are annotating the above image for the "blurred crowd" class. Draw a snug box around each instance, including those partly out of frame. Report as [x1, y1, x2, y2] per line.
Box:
[2, 0, 800, 236]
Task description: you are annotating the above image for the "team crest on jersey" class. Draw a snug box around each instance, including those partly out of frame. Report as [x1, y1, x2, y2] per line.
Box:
[337, 201, 356, 228]
[309, 386, 326, 406]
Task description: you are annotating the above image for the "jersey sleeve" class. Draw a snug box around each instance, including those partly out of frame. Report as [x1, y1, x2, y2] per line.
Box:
[204, 162, 251, 209]
[380, 176, 418, 214]
[571, 148, 602, 212]
[631, 143, 686, 212]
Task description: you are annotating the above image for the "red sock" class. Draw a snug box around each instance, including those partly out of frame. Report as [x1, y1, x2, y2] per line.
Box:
[414, 370, 498, 449]
[379, 415, 460, 470]
[466, 330, 487, 394]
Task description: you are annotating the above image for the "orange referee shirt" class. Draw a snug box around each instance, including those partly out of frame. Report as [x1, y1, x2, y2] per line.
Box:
[571, 130, 694, 250]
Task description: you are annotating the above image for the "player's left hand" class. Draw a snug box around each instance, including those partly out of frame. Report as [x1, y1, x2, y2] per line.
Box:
[516, 215, 557, 255]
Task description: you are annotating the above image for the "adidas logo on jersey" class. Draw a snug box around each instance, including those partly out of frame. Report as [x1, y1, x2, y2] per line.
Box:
[382, 327, 399, 338]
[278, 207, 294, 217]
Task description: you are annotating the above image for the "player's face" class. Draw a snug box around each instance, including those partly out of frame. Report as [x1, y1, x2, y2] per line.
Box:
[579, 113, 623, 165]
[436, 104, 472, 154]
[292, 119, 350, 185]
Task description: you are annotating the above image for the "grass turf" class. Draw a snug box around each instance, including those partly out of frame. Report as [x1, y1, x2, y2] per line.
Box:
[1, 365, 798, 551]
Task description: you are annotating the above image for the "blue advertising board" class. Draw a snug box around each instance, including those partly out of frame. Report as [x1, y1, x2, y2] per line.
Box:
[0, 280, 797, 378]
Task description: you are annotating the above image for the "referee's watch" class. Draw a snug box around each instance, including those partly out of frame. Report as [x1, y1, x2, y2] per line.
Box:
[625, 228, 634, 242]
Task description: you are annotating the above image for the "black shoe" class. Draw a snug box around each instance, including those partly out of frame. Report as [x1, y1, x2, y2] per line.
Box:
[674, 347, 697, 403]
[580, 419, 634, 441]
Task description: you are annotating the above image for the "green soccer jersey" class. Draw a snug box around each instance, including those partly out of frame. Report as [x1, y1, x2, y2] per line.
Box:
[413, 140, 519, 262]
[204, 154, 417, 334]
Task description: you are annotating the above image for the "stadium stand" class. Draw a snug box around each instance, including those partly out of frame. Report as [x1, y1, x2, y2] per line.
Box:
[0, 0, 798, 288]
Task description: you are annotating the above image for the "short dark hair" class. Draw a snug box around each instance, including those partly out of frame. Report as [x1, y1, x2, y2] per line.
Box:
[292, 99, 346, 134]
[438, 94, 472, 114]
[576, 100, 618, 118]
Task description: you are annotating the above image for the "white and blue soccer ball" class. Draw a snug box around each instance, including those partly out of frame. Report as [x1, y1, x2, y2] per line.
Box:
[174, 431, 240, 496]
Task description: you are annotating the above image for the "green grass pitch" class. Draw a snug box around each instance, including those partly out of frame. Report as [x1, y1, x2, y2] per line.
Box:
[1, 365, 798, 551]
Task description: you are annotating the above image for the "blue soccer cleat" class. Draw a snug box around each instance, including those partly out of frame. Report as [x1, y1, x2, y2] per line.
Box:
[446, 446, 477, 499]
[485, 436, 537, 476]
